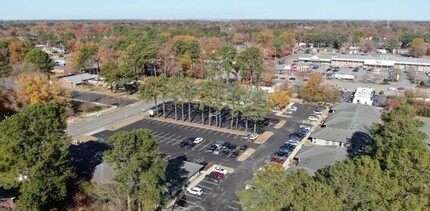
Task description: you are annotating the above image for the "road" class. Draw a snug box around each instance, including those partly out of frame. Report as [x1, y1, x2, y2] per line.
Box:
[67, 100, 152, 138]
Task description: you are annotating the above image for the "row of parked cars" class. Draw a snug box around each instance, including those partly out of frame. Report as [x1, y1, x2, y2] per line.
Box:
[307, 106, 326, 121]
[179, 137, 204, 148]
[271, 125, 312, 164]
[186, 166, 228, 196]
[206, 141, 248, 158]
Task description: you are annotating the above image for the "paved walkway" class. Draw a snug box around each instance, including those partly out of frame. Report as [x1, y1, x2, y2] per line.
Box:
[151, 117, 247, 136]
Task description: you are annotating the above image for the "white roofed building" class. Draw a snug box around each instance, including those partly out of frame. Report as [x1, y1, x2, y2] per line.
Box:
[353, 87, 374, 105]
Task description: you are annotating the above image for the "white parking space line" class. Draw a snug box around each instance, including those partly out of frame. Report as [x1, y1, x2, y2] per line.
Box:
[177, 125, 186, 129]
[226, 205, 240, 210]
[207, 130, 214, 134]
[195, 128, 202, 132]
[165, 135, 182, 144]
[196, 185, 213, 190]
[226, 133, 232, 138]
[213, 131, 221, 136]
[179, 199, 196, 205]
[201, 180, 219, 186]
[160, 122, 169, 126]
[184, 194, 203, 200]
[171, 137, 187, 146]
[172, 124, 179, 128]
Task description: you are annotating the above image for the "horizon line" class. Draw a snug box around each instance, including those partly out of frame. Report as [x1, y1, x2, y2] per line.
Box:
[1, 18, 429, 22]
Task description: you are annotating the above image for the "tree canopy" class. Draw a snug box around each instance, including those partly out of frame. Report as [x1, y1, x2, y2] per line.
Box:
[104, 129, 167, 211]
[0, 103, 75, 209]
[24, 47, 54, 72]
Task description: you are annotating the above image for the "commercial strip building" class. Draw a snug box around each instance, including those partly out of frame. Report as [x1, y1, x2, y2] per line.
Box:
[298, 54, 430, 71]
[309, 103, 381, 147]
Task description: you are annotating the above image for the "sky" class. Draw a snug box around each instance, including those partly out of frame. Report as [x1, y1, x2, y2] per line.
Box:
[1, 0, 429, 21]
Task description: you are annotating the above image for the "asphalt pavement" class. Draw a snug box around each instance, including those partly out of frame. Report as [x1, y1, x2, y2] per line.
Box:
[66, 101, 153, 138]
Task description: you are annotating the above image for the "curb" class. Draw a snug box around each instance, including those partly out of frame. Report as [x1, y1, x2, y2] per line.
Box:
[151, 117, 247, 135]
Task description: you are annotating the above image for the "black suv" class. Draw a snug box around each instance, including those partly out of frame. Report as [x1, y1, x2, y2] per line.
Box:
[205, 174, 219, 183]
[179, 141, 195, 148]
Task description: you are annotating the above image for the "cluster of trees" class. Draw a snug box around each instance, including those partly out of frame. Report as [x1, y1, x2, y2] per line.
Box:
[300, 73, 340, 103]
[0, 103, 168, 210]
[139, 75, 273, 133]
[238, 104, 430, 210]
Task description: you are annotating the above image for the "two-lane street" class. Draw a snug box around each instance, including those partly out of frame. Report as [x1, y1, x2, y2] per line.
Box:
[66, 100, 152, 138]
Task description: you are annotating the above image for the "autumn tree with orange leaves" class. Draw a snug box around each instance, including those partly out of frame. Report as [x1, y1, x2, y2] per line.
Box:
[18, 73, 70, 107]
[301, 73, 339, 103]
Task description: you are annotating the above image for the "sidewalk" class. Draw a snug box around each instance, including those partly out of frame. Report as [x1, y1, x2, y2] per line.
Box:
[151, 117, 247, 135]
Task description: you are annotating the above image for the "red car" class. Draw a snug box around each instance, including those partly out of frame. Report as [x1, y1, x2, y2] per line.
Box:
[209, 171, 225, 179]
[271, 156, 286, 164]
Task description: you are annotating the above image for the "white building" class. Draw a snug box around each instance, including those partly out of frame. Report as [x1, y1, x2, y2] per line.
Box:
[353, 87, 374, 105]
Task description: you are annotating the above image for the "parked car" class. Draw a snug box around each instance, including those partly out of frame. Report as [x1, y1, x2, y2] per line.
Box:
[207, 145, 217, 153]
[239, 145, 248, 151]
[242, 134, 259, 140]
[313, 111, 323, 115]
[187, 187, 203, 196]
[179, 141, 195, 148]
[271, 156, 286, 164]
[288, 106, 298, 111]
[213, 166, 228, 175]
[209, 171, 225, 179]
[212, 148, 221, 155]
[205, 174, 219, 183]
[308, 116, 319, 121]
[274, 150, 290, 158]
[229, 150, 240, 158]
[388, 87, 397, 91]
[194, 137, 204, 144]
[397, 87, 405, 91]
[285, 110, 294, 114]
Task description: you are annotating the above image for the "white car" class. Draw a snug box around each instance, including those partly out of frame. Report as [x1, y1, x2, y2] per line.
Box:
[194, 137, 204, 144]
[313, 111, 323, 115]
[249, 134, 259, 140]
[187, 187, 203, 196]
[388, 87, 397, 91]
[308, 116, 319, 121]
[213, 166, 228, 175]
[288, 106, 297, 111]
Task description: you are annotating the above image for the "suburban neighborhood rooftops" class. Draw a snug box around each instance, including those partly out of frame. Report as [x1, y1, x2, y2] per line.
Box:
[310, 103, 381, 143]
[289, 145, 348, 176]
[61, 73, 97, 85]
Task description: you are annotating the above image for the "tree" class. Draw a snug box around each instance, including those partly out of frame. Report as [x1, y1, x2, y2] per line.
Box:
[218, 44, 237, 83]
[236, 47, 264, 90]
[121, 38, 157, 79]
[409, 38, 426, 58]
[8, 40, 28, 64]
[99, 62, 135, 92]
[172, 35, 200, 75]
[316, 156, 396, 210]
[139, 76, 163, 117]
[242, 90, 272, 133]
[269, 88, 291, 110]
[238, 163, 341, 211]
[17, 73, 70, 107]
[301, 73, 329, 103]
[371, 105, 430, 209]
[24, 48, 54, 73]
[104, 129, 167, 211]
[0, 104, 75, 209]
[0, 61, 11, 77]
[76, 44, 98, 69]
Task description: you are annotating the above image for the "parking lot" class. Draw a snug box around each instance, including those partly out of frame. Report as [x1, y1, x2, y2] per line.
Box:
[90, 102, 318, 211]
[93, 118, 260, 168]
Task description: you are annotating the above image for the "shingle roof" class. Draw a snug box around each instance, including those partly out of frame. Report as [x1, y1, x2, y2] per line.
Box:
[62, 73, 96, 84]
[310, 102, 381, 143]
[289, 145, 348, 176]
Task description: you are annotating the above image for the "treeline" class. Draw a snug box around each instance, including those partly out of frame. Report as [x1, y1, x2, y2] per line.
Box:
[238, 104, 430, 210]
